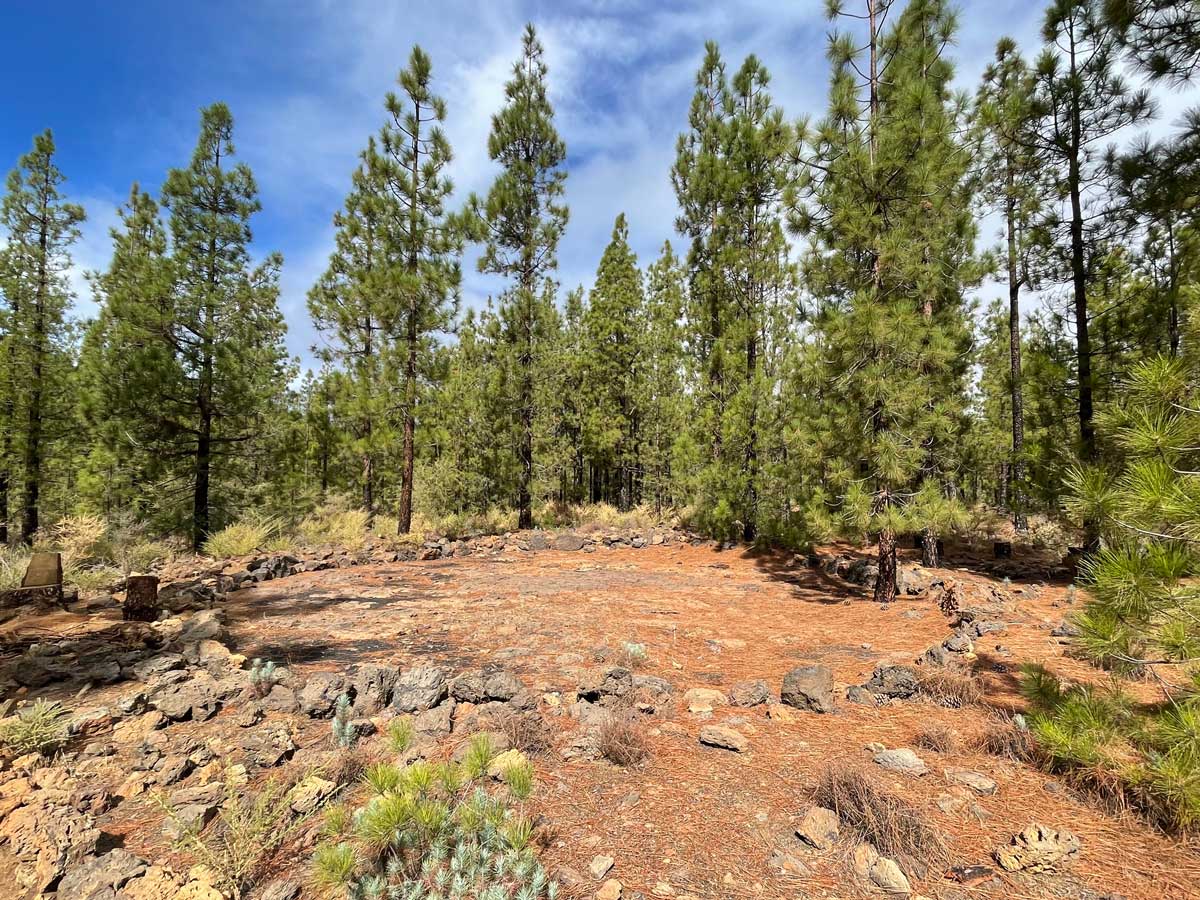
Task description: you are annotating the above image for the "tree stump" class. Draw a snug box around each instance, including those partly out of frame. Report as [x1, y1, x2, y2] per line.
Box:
[993, 541, 1012, 559]
[124, 575, 160, 622]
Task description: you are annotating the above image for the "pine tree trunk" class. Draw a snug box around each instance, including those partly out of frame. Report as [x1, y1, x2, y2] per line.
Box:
[921, 525, 940, 567]
[517, 293, 534, 531]
[398, 312, 418, 534]
[874, 526, 897, 604]
[744, 329, 758, 543]
[1006, 189, 1027, 533]
[20, 215, 50, 545]
[193, 408, 211, 552]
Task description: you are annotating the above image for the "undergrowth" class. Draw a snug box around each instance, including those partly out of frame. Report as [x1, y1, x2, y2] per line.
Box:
[202, 516, 283, 558]
[1019, 662, 1200, 830]
[311, 758, 556, 900]
[0, 699, 70, 756]
[813, 763, 947, 862]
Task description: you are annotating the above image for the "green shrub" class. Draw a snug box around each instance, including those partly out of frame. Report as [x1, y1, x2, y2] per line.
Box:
[387, 717, 415, 754]
[462, 733, 497, 780]
[311, 760, 556, 900]
[0, 699, 70, 756]
[157, 772, 324, 899]
[202, 517, 283, 558]
[332, 693, 356, 748]
[0, 546, 33, 590]
[298, 506, 370, 549]
[248, 659, 282, 699]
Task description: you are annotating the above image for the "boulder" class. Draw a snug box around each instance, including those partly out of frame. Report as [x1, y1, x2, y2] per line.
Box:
[348, 663, 398, 714]
[994, 823, 1080, 873]
[780, 665, 834, 713]
[698, 724, 748, 752]
[873, 748, 928, 776]
[795, 806, 840, 850]
[288, 775, 337, 815]
[729, 679, 771, 707]
[298, 672, 350, 717]
[578, 666, 633, 701]
[55, 848, 148, 900]
[945, 768, 997, 795]
[554, 534, 586, 552]
[869, 856, 911, 894]
[393, 664, 449, 713]
[864, 664, 919, 699]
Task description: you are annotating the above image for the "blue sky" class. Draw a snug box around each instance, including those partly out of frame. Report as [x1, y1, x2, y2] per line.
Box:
[2, 0, 1190, 372]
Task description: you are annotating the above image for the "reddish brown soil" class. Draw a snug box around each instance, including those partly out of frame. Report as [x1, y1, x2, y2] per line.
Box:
[6, 542, 1200, 899]
[220, 543, 1199, 899]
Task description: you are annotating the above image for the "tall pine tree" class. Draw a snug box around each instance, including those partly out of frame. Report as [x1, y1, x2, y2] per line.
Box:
[473, 24, 568, 530]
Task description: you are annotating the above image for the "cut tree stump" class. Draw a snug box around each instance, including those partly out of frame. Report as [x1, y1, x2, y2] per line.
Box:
[124, 575, 160, 622]
[993, 541, 1012, 559]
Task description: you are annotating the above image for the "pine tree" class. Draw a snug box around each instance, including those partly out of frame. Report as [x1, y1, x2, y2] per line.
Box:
[374, 46, 462, 534]
[796, 0, 978, 594]
[1032, 0, 1155, 470]
[92, 105, 289, 549]
[0, 131, 85, 544]
[308, 151, 394, 515]
[472, 24, 568, 530]
[672, 45, 798, 540]
[975, 38, 1048, 530]
[581, 214, 644, 508]
[641, 242, 687, 514]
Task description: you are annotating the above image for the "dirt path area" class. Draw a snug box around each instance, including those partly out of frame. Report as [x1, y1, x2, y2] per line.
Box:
[200, 542, 1199, 900]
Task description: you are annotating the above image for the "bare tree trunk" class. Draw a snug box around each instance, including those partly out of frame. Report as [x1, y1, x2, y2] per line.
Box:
[398, 312, 418, 534]
[1006, 188, 1027, 533]
[921, 525, 940, 568]
[20, 211, 50, 545]
[874, 526, 897, 604]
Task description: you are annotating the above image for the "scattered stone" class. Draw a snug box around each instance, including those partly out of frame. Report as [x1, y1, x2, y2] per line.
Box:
[348, 663, 398, 714]
[943, 633, 973, 653]
[873, 748, 928, 776]
[596, 879, 623, 900]
[795, 806, 840, 850]
[56, 848, 148, 900]
[699, 724, 748, 752]
[845, 685, 876, 705]
[994, 823, 1081, 873]
[298, 672, 350, 718]
[780, 664, 834, 713]
[869, 856, 911, 894]
[258, 880, 302, 900]
[393, 665, 449, 713]
[414, 700, 456, 737]
[579, 666, 633, 701]
[729, 679, 771, 707]
[945, 768, 997, 795]
[683, 687, 728, 714]
[589, 855, 615, 879]
[864, 665, 919, 699]
[852, 842, 879, 878]
[289, 775, 337, 815]
[766, 703, 797, 723]
[767, 849, 810, 877]
[1051, 621, 1081, 638]
[554, 534, 587, 552]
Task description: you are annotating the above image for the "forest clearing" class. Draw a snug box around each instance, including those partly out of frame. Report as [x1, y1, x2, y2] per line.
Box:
[3, 0, 1200, 897]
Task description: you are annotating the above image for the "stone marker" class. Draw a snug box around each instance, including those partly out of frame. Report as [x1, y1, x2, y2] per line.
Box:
[124, 575, 160, 622]
[0, 552, 64, 608]
[22, 552, 63, 587]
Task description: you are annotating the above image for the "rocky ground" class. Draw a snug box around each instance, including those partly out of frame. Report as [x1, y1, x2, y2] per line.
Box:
[0, 531, 1197, 900]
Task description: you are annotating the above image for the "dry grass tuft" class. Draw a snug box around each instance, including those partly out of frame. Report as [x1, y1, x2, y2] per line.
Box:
[493, 709, 553, 756]
[913, 724, 959, 753]
[813, 763, 947, 863]
[974, 714, 1039, 762]
[915, 668, 982, 708]
[597, 712, 649, 767]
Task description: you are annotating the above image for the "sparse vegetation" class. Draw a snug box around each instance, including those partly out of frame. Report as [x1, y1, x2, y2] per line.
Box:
[913, 724, 959, 753]
[814, 764, 947, 863]
[157, 773, 323, 899]
[915, 668, 983, 708]
[248, 659, 282, 699]
[616, 640, 649, 669]
[311, 758, 556, 899]
[202, 517, 283, 559]
[0, 699, 70, 756]
[596, 711, 649, 767]
[387, 716, 415, 754]
[974, 713, 1038, 762]
[493, 709, 552, 756]
[331, 693, 356, 748]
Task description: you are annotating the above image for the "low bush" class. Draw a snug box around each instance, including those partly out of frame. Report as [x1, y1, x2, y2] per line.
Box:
[596, 711, 649, 767]
[1019, 663, 1200, 830]
[0, 546, 32, 591]
[616, 640, 649, 669]
[813, 763, 947, 863]
[157, 772, 324, 899]
[298, 506, 370, 549]
[311, 759, 556, 900]
[915, 669, 982, 708]
[0, 699, 70, 756]
[202, 517, 282, 559]
[493, 709, 553, 756]
[973, 713, 1038, 762]
[913, 724, 959, 753]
